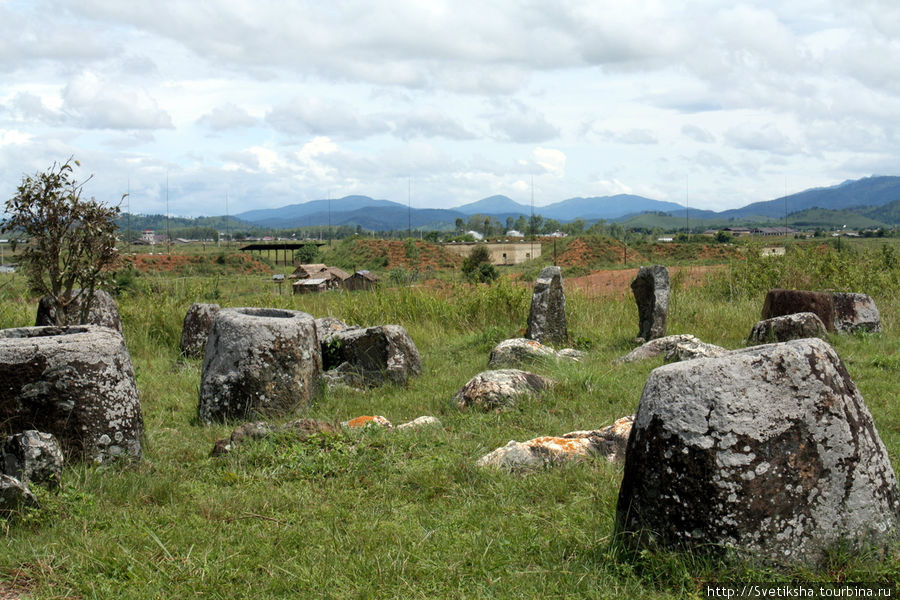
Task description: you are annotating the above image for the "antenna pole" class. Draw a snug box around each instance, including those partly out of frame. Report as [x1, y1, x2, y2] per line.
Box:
[530, 176, 535, 261]
[408, 176, 412, 239]
[127, 177, 131, 254]
[166, 172, 170, 255]
[685, 176, 689, 236]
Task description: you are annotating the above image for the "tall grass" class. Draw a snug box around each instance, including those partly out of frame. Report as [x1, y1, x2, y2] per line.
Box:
[0, 257, 897, 599]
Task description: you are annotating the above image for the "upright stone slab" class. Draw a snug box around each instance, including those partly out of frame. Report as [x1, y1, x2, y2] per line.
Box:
[0, 326, 143, 463]
[762, 289, 835, 333]
[179, 303, 220, 358]
[630, 265, 669, 341]
[525, 266, 567, 346]
[832, 292, 882, 333]
[198, 308, 322, 424]
[35, 289, 122, 332]
[616, 338, 900, 565]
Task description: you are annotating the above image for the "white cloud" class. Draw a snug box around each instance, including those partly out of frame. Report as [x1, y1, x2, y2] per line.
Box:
[197, 103, 257, 131]
[486, 100, 558, 143]
[533, 147, 565, 177]
[682, 124, 715, 144]
[62, 72, 173, 130]
[266, 98, 390, 139]
[724, 122, 802, 156]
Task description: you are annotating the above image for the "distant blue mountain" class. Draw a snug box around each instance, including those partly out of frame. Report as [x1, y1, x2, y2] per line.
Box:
[236, 195, 404, 226]
[455, 195, 530, 216]
[714, 176, 900, 220]
[540, 195, 686, 221]
[230, 176, 900, 231]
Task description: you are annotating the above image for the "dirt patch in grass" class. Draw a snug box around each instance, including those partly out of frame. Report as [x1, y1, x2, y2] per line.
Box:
[557, 237, 647, 266]
[567, 265, 726, 298]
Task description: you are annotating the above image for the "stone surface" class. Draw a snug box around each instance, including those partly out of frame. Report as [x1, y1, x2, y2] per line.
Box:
[616, 338, 900, 565]
[488, 338, 579, 368]
[665, 339, 728, 362]
[525, 266, 568, 346]
[343, 415, 393, 429]
[211, 418, 339, 456]
[616, 334, 705, 363]
[762, 288, 835, 333]
[454, 369, 553, 411]
[396, 416, 442, 431]
[832, 292, 882, 333]
[0, 325, 143, 463]
[476, 416, 634, 470]
[315, 317, 354, 340]
[35, 289, 122, 332]
[322, 325, 422, 386]
[630, 265, 669, 341]
[748, 312, 828, 344]
[179, 303, 220, 358]
[0, 474, 38, 516]
[1, 430, 63, 490]
[556, 348, 585, 361]
[198, 308, 322, 424]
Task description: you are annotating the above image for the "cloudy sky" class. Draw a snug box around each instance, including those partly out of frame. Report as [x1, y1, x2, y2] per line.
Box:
[1, 0, 898, 217]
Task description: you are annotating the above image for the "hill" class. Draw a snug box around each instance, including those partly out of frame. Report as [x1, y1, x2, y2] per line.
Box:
[785, 207, 887, 229]
[236, 196, 408, 227]
[857, 198, 900, 225]
[715, 176, 900, 220]
[202, 176, 900, 232]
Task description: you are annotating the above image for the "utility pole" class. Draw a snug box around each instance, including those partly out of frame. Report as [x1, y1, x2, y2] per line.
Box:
[166, 172, 170, 255]
[408, 176, 412, 239]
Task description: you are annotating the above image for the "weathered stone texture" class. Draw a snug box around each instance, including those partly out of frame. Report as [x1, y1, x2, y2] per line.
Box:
[616, 334, 724, 363]
[322, 325, 422, 386]
[396, 416, 442, 431]
[0, 474, 38, 516]
[762, 289, 835, 333]
[36, 289, 122, 332]
[525, 266, 568, 346]
[1, 430, 63, 490]
[179, 303, 220, 358]
[616, 338, 900, 565]
[488, 338, 582, 368]
[630, 265, 669, 341]
[832, 292, 882, 333]
[198, 308, 322, 424]
[476, 415, 634, 470]
[0, 325, 143, 463]
[211, 418, 339, 456]
[748, 312, 827, 344]
[454, 369, 553, 411]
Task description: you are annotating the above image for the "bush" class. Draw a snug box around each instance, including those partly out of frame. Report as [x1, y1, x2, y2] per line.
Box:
[461, 245, 498, 283]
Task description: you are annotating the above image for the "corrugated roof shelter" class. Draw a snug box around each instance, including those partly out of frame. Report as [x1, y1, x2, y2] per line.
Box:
[290, 264, 328, 279]
[344, 270, 379, 291]
[292, 277, 330, 294]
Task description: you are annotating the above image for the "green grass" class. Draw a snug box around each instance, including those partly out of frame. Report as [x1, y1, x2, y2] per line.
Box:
[0, 245, 898, 599]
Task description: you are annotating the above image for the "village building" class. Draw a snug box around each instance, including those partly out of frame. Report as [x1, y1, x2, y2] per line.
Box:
[292, 277, 330, 295]
[442, 242, 541, 265]
[344, 270, 380, 291]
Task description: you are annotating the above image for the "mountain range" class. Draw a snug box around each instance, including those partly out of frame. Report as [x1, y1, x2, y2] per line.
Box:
[228, 175, 900, 231]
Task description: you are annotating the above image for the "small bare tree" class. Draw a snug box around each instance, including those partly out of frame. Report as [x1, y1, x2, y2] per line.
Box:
[2, 159, 121, 325]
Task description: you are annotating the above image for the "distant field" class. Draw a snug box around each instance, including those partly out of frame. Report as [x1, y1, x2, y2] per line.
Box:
[0, 237, 897, 599]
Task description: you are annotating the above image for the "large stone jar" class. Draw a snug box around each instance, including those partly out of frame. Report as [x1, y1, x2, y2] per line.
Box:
[0, 325, 143, 463]
[198, 307, 322, 424]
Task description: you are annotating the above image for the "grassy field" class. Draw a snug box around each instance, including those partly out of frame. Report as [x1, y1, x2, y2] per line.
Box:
[0, 239, 897, 599]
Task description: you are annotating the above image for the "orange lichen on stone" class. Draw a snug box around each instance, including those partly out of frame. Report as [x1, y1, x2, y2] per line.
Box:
[527, 436, 594, 455]
[346, 415, 392, 428]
